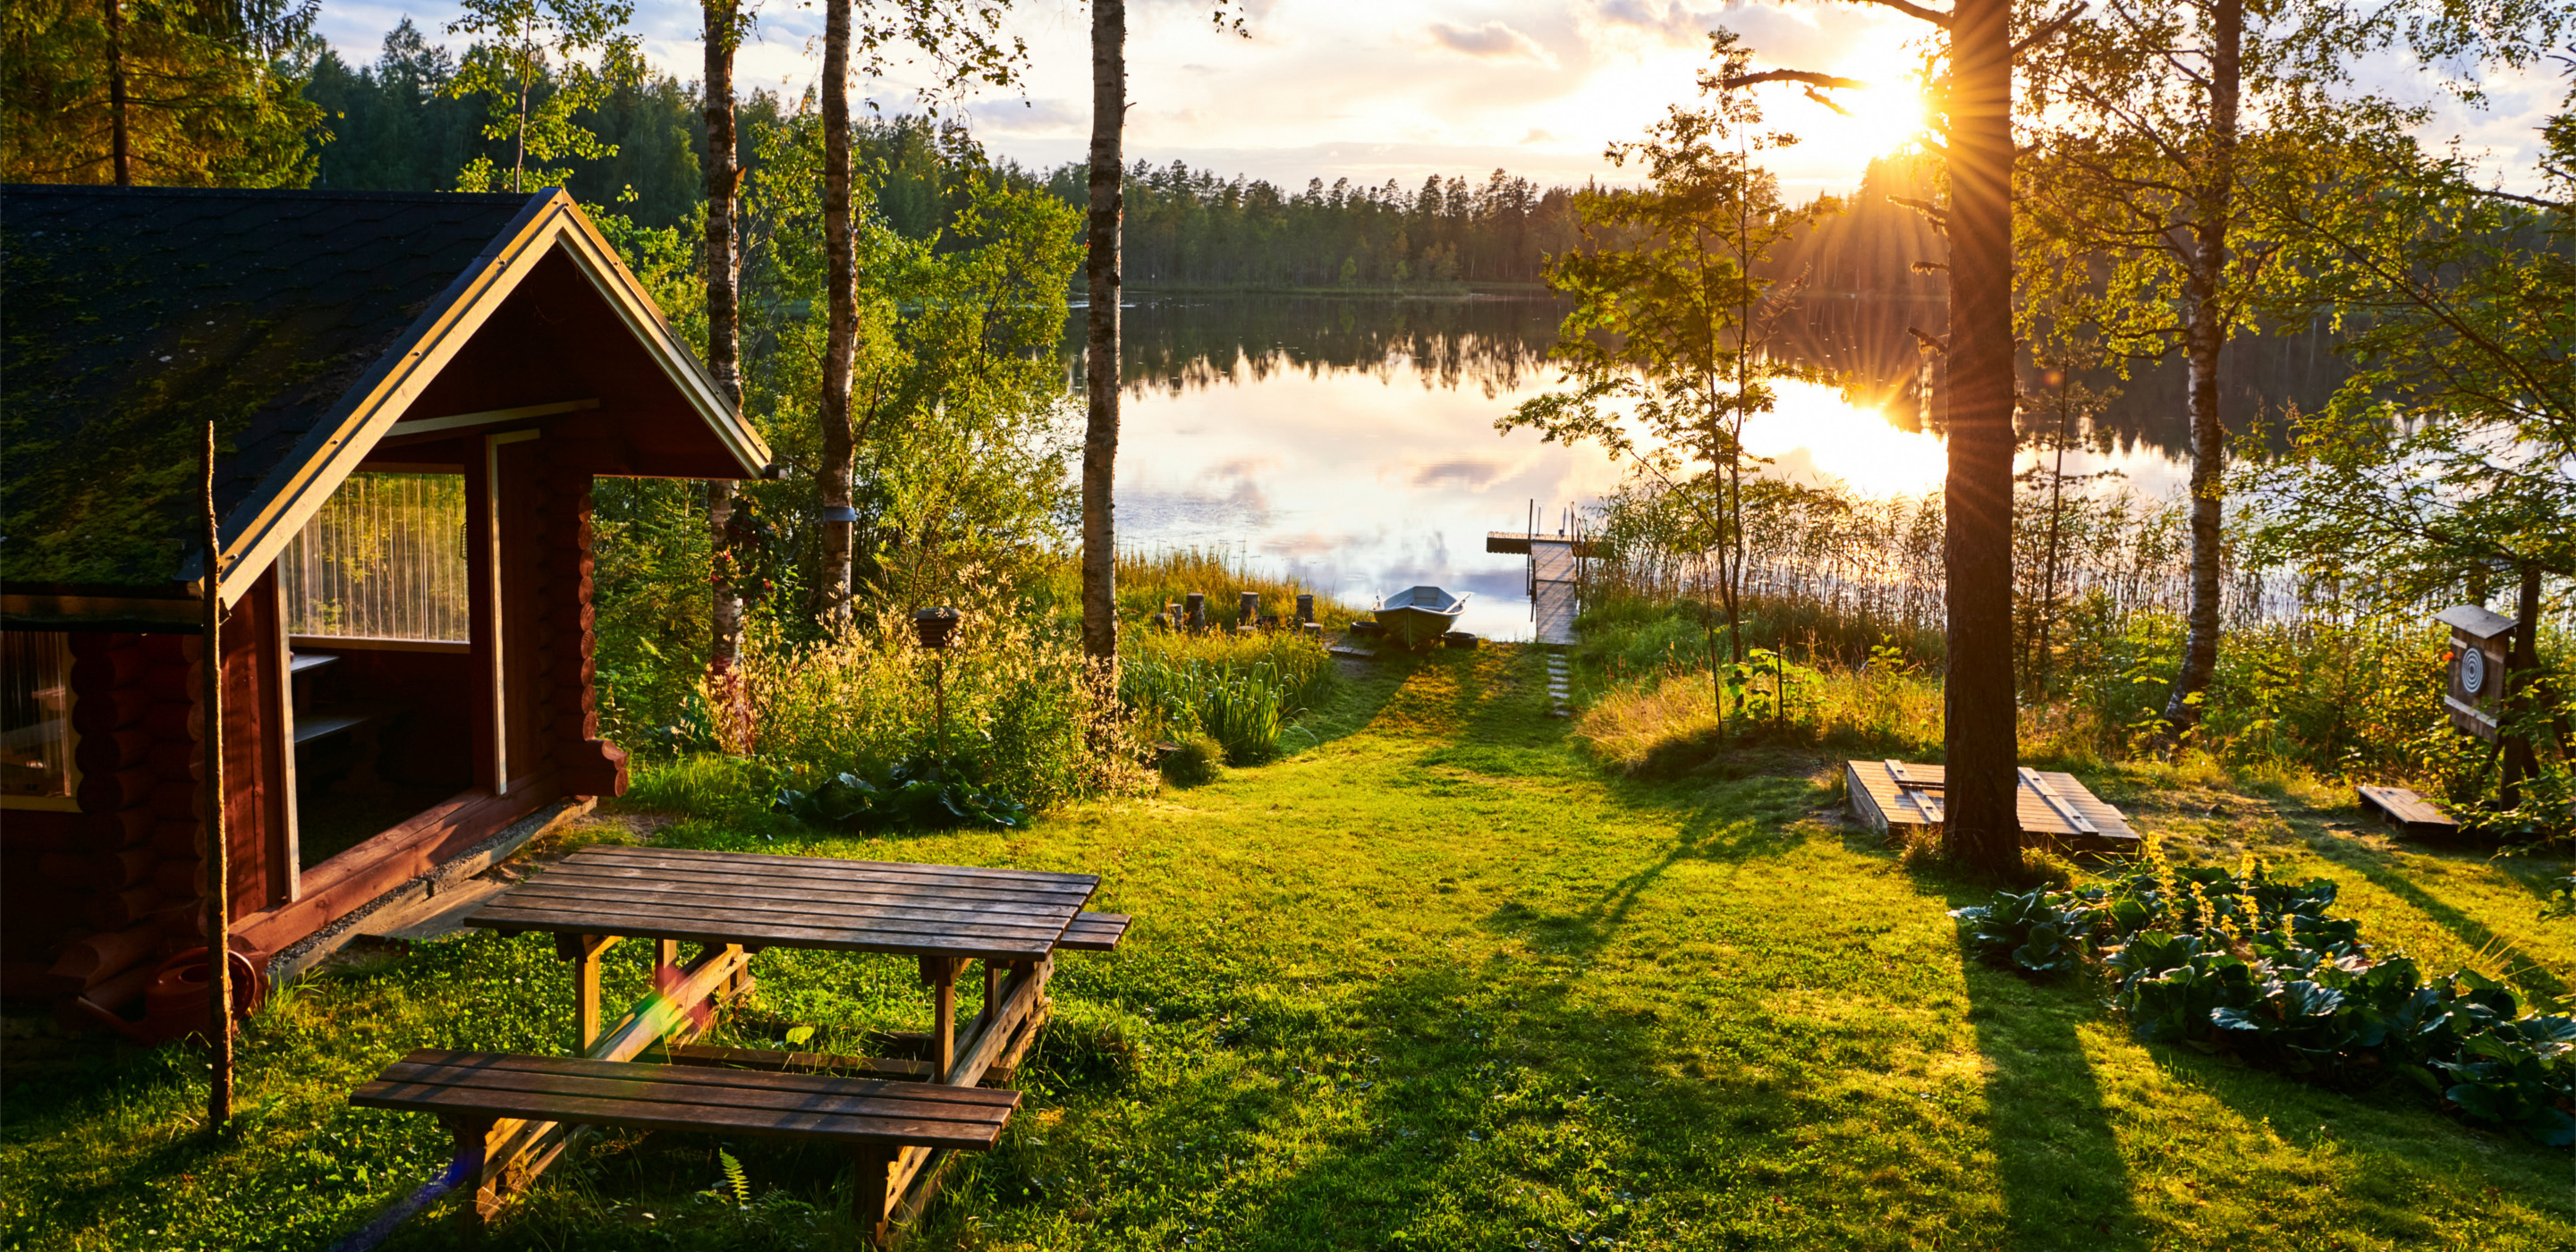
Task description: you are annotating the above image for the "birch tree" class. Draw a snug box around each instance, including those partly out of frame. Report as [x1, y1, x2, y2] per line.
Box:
[2017, 0, 2571, 740]
[1500, 30, 1837, 722]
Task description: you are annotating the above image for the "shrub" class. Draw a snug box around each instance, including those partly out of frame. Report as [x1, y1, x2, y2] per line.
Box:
[734, 592, 1150, 819]
[1160, 735, 1224, 787]
[1121, 634, 1335, 766]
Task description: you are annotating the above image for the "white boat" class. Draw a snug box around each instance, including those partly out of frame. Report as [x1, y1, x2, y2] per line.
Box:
[1373, 586, 1468, 648]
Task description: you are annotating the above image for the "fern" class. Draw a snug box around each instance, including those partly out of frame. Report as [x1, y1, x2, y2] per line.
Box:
[717, 1147, 750, 1205]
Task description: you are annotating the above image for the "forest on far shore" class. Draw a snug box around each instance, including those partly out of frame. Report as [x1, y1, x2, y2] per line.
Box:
[284, 19, 1949, 295]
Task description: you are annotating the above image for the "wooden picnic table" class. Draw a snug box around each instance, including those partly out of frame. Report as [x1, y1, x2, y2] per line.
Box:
[448, 844, 1106, 1238]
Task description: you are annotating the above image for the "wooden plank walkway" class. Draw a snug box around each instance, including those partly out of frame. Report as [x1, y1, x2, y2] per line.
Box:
[1486, 530, 1589, 647]
[1531, 538, 1579, 646]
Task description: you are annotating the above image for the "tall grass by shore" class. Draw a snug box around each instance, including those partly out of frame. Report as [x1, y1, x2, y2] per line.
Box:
[1572, 478, 2570, 823]
[1032, 545, 1360, 632]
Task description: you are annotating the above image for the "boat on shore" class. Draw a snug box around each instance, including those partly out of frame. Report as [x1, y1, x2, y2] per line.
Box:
[1373, 586, 1468, 648]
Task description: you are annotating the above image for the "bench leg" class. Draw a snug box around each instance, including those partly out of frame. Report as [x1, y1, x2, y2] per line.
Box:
[439, 1115, 497, 1241]
[852, 1143, 898, 1248]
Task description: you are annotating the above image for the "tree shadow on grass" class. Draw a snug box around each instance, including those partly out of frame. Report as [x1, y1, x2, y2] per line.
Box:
[2304, 837, 2572, 1009]
[1030, 949, 1866, 1248]
[1954, 952, 2149, 1252]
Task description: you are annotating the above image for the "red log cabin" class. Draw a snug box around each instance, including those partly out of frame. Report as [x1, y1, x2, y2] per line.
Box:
[1, 185, 771, 1019]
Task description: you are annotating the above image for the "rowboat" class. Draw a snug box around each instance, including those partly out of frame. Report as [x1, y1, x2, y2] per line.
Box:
[1373, 586, 1468, 648]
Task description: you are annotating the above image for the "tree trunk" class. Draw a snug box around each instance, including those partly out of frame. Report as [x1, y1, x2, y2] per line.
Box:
[107, 0, 130, 185]
[818, 0, 858, 623]
[1941, 0, 2021, 878]
[1080, 0, 1125, 663]
[704, 0, 743, 670]
[2161, 0, 2241, 739]
[2500, 562, 2543, 806]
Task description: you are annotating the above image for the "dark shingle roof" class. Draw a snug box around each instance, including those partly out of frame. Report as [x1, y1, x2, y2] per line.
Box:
[1, 184, 543, 594]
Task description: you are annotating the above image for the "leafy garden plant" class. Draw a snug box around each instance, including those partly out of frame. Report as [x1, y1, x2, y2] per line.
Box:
[772, 756, 1031, 832]
[1952, 860, 2575, 1146]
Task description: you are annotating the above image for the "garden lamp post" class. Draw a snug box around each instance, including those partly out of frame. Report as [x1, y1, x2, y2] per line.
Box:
[913, 607, 961, 759]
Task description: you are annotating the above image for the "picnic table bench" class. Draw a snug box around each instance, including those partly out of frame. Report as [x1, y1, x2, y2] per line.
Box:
[344, 845, 1131, 1245]
[353, 1049, 1021, 1243]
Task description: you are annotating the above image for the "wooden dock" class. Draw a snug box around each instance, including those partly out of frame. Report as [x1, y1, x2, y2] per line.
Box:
[1487, 530, 1598, 647]
[1844, 759, 2140, 855]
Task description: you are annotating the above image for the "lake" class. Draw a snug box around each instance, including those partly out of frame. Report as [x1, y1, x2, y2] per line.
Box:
[1070, 293, 2338, 640]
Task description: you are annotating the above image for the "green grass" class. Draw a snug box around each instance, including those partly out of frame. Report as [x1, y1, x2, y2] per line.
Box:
[3, 645, 2570, 1250]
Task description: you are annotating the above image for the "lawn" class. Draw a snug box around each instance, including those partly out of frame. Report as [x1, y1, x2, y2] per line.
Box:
[3, 644, 2570, 1250]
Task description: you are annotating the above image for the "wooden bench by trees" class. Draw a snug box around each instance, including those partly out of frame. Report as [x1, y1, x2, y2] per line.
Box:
[352, 1048, 1020, 1243]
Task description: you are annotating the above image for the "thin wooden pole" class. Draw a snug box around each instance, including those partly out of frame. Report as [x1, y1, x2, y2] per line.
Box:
[202, 419, 233, 1129]
[107, 0, 130, 186]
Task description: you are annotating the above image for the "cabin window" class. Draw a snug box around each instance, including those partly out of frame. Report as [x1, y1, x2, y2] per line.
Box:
[1, 631, 73, 802]
[280, 473, 470, 642]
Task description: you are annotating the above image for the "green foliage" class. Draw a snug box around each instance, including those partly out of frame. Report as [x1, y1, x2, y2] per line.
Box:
[733, 594, 1149, 815]
[1158, 733, 1224, 787]
[442, 0, 638, 194]
[1500, 30, 1841, 706]
[772, 757, 1031, 832]
[1951, 859, 2576, 1145]
[1036, 158, 1586, 289]
[1121, 642, 1333, 766]
[2233, 108, 2575, 600]
[2, 0, 324, 187]
[712, 1146, 750, 1206]
[1948, 888, 2099, 975]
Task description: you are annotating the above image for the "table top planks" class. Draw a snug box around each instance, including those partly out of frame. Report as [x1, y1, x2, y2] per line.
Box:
[352, 1048, 1018, 1149]
[464, 845, 1099, 960]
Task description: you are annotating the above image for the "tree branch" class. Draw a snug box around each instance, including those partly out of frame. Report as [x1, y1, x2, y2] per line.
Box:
[1716, 69, 1869, 91]
[2011, 3, 2088, 60]
[2467, 186, 2570, 212]
[1851, 0, 1953, 28]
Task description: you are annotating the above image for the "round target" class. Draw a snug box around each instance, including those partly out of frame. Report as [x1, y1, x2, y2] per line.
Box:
[2461, 645, 2486, 694]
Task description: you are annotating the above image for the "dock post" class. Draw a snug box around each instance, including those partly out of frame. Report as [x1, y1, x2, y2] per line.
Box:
[1184, 592, 1206, 632]
[1239, 591, 1261, 630]
[1296, 593, 1314, 625]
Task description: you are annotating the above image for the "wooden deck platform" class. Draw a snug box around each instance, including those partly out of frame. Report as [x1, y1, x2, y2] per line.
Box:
[2357, 784, 2459, 837]
[1845, 759, 2140, 855]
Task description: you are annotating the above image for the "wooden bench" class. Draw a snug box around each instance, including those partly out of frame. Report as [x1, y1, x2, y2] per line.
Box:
[352, 1047, 1019, 1243]
[1055, 912, 1131, 952]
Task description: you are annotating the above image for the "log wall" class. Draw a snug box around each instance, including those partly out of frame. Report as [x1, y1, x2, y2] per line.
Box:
[4, 575, 291, 1010]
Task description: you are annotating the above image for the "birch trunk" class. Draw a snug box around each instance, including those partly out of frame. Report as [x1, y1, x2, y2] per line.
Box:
[1080, 0, 1125, 663]
[2160, 0, 2241, 738]
[818, 0, 858, 622]
[704, 0, 743, 667]
[1941, 0, 2021, 877]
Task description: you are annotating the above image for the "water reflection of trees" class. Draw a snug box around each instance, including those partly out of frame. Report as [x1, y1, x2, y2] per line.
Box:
[1062, 295, 1567, 401]
[1063, 294, 2350, 462]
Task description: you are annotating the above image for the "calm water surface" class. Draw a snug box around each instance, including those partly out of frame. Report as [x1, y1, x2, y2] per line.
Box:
[1071, 294, 2332, 640]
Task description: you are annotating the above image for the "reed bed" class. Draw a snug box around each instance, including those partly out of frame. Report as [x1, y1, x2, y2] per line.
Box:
[1576, 478, 2571, 802]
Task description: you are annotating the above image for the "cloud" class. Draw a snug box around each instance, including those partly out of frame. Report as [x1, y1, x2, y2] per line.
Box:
[1428, 21, 1550, 63]
[968, 97, 1086, 134]
[1411, 458, 1506, 488]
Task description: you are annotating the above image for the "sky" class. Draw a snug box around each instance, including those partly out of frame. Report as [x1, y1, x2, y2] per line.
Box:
[314, 0, 2567, 199]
